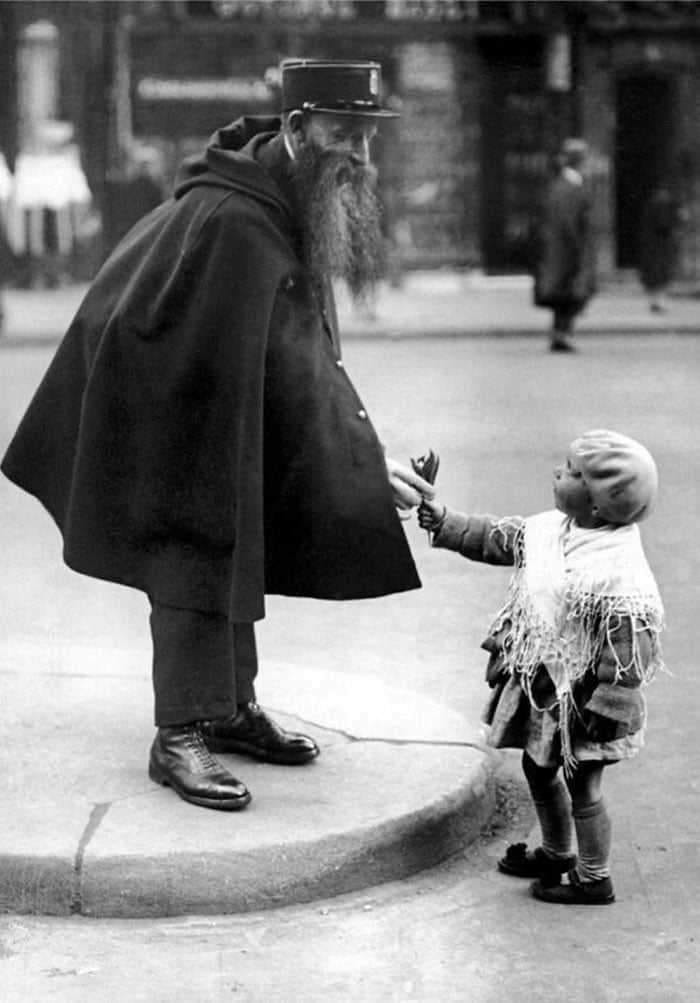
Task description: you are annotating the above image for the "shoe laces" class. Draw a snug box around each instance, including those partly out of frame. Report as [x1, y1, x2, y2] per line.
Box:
[183, 726, 219, 772]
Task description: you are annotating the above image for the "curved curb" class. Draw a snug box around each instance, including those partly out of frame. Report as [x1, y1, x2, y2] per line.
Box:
[0, 741, 497, 919]
[78, 750, 496, 918]
[0, 657, 498, 918]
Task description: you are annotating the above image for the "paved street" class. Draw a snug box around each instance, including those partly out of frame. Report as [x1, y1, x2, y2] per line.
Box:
[2, 273, 700, 345]
[1, 307, 699, 998]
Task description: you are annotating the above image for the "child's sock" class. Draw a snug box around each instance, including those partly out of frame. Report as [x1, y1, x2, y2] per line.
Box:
[573, 798, 612, 881]
[532, 778, 574, 860]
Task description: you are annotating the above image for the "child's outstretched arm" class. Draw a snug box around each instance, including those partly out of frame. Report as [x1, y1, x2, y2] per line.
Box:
[420, 504, 522, 567]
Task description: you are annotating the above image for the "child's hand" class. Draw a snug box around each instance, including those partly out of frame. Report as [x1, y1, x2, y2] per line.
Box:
[418, 498, 446, 533]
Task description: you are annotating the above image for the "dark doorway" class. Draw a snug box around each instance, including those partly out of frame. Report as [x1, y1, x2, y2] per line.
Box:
[479, 37, 548, 273]
[615, 74, 675, 268]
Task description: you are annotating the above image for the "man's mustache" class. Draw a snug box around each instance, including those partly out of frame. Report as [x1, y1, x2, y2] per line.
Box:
[319, 151, 375, 188]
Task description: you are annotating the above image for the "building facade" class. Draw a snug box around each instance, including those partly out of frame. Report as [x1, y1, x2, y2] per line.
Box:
[1, 0, 698, 281]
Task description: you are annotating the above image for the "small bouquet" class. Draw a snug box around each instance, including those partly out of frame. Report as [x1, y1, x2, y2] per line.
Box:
[411, 449, 440, 486]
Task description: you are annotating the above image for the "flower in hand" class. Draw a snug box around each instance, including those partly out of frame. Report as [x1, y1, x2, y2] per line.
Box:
[386, 456, 435, 511]
[418, 497, 446, 533]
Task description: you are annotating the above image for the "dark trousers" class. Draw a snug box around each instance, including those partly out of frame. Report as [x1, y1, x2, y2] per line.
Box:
[149, 601, 258, 727]
[553, 305, 578, 334]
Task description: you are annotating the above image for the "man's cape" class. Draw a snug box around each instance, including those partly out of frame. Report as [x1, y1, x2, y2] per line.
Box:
[1, 118, 420, 620]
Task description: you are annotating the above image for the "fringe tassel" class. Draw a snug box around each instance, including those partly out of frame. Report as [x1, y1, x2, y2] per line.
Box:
[559, 692, 578, 778]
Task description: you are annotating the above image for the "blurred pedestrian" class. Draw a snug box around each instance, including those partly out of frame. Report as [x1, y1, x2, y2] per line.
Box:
[7, 120, 92, 288]
[418, 429, 664, 904]
[2, 59, 433, 813]
[638, 182, 685, 313]
[533, 138, 596, 352]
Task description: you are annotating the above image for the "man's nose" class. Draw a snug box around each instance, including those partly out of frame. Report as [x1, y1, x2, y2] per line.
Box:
[348, 135, 371, 166]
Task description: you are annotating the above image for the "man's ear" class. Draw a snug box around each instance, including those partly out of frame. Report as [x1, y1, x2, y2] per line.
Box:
[284, 110, 306, 160]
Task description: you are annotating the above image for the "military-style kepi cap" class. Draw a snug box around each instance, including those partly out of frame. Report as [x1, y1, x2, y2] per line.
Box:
[280, 59, 399, 118]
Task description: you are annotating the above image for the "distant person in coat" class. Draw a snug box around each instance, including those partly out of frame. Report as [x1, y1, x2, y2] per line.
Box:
[534, 138, 596, 353]
[638, 183, 685, 314]
[1, 60, 434, 812]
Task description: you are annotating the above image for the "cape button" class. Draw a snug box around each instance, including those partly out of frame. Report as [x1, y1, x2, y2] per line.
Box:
[335, 359, 344, 368]
[357, 408, 368, 420]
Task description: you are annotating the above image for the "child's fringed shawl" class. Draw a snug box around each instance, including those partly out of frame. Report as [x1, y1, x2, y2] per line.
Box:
[488, 510, 665, 773]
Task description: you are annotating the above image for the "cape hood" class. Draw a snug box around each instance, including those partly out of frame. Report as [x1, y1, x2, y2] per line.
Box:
[174, 115, 293, 222]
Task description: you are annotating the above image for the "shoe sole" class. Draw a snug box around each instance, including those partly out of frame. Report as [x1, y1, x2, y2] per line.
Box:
[148, 759, 252, 811]
[203, 737, 319, 766]
[532, 890, 616, 905]
[531, 880, 615, 905]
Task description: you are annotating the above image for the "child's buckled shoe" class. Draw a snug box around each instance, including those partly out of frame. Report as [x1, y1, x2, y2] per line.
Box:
[497, 842, 576, 885]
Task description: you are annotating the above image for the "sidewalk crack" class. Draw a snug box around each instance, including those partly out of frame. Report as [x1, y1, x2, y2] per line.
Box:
[267, 707, 484, 749]
[71, 802, 110, 915]
[334, 733, 484, 749]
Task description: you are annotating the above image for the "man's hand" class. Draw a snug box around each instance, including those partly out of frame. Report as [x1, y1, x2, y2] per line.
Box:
[386, 456, 435, 510]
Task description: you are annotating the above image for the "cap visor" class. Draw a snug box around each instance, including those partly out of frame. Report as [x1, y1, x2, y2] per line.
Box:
[304, 105, 400, 119]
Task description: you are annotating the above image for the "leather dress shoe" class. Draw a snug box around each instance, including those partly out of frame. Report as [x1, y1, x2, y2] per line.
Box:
[149, 725, 251, 810]
[201, 701, 320, 765]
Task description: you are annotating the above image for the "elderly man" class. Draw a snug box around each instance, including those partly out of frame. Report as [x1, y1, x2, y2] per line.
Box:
[2, 59, 432, 811]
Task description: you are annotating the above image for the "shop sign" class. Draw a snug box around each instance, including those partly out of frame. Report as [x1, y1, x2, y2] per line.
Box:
[136, 76, 272, 102]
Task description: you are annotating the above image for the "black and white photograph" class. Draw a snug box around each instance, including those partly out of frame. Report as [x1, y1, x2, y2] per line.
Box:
[0, 2, 698, 1000]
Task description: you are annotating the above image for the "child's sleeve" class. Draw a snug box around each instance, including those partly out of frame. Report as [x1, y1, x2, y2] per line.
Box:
[595, 615, 654, 685]
[580, 615, 653, 741]
[432, 511, 521, 566]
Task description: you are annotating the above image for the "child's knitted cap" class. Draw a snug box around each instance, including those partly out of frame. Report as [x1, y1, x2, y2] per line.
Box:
[570, 428, 658, 525]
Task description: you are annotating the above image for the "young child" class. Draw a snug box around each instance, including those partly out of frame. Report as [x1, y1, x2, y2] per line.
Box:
[418, 429, 664, 905]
